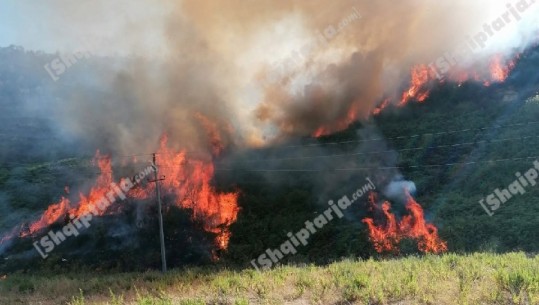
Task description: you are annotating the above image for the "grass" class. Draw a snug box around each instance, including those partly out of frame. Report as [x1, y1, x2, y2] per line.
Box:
[0, 252, 538, 304]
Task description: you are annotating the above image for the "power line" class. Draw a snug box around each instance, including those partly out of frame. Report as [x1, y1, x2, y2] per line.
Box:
[212, 155, 539, 172]
[5, 131, 538, 173]
[0, 153, 155, 169]
[147, 134, 539, 167]
[278, 120, 539, 149]
[2, 119, 539, 170]
[212, 134, 539, 164]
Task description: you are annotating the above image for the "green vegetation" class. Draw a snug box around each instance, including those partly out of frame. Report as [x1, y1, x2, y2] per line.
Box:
[0, 46, 539, 305]
[224, 80, 539, 265]
[0, 253, 537, 304]
[1, 46, 539, 271]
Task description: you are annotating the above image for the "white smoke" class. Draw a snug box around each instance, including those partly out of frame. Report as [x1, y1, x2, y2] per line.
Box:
[383, 176, 417, 204]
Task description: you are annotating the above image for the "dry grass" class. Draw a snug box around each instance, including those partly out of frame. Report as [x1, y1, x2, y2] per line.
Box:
[0, 252, 538, 304]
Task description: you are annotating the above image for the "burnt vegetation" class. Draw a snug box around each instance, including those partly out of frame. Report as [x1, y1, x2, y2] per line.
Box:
[0, 45, 539, 273]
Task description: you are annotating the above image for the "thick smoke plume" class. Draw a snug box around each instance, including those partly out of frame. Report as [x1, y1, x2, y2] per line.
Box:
[4, 0, 539, 152]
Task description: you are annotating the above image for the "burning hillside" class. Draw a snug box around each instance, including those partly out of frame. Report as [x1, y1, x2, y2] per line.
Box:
[362, 193, 448, 254]
[132, 135, 239, 250]
[0, 130, 239, 257]
[314, 53, 522, 137]
[0, 0, 539, 271]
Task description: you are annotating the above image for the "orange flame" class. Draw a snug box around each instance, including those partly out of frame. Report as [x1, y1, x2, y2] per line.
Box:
[362, 193, 447, 254]
[488, 54, 518, 84]
[312, 102, 360, 137]
[372, 98, 390, 116]
[18, 151, 113, 238]
[5, 135, 239, 252]
[311, 52, 521, 138]
[138, 135, 240, 250]
[399, 65, 434, 106]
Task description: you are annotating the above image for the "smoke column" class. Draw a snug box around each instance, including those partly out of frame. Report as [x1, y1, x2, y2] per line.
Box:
[1, 0, 538, 151]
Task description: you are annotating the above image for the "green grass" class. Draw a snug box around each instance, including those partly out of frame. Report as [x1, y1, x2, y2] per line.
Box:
[0, 252, 538, 304]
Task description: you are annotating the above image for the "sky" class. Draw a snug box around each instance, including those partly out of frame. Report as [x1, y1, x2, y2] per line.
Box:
[1, 0, 538, 57]
[0, 1, 169, 56]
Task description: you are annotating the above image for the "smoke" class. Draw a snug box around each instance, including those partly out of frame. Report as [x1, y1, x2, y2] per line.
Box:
[2, 0, 538, 153]
[3, 0, 539, 263]
[384, 176, 417, 205]
[1, 0, 537, 233]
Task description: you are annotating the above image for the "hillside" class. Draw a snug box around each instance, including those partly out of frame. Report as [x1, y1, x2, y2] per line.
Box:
[0, 45, 539, 272]
[224, 46, 539, 264]
[2, 2, 539, 305]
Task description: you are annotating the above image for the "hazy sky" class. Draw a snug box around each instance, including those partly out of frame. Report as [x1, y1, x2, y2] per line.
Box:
[0, 1, 168, 55]
[1, 0, 538, 57]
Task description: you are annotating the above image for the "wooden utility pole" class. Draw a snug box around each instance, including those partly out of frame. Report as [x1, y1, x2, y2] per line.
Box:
[150, 153, 167, 272]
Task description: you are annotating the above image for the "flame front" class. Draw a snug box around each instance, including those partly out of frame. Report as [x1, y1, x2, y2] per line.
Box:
[312, 102, 361, 138]
[134, 135, 240, 250]
[3, 136, 239, 252]
[18, 151, 113, 238]
[488, 54, 518, 84]
[400, 65, 434, 106]
[362, 193, 447, 254]
[306, 52, 522, 138]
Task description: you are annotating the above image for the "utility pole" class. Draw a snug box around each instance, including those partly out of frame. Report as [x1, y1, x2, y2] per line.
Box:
[150, 153, 167, 272]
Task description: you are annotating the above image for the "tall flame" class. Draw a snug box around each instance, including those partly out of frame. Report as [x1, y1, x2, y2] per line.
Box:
[399, 65, 434, 106]
[488, 54, 518, 84]
[134, 135, 240, 250]
[362, 193, 447, 254]
[369, 52, 520, 119]
[2, 136, 239, 253]
[18, 151, 113, 238]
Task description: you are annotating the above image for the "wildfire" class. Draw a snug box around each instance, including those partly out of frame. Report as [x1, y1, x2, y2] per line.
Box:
[398, 54, 519, 107]
[488, 54, 518, 84]
[312, 102, 361, 137]
[399, 65, 434, 106]
[372, 98, 390, 116]
[136, 135, 240, 250]
[2, 134, 239, 253]
[312, 52, 522, 136]
[362, 192, 447, 254]
[19, 151, 113, 238]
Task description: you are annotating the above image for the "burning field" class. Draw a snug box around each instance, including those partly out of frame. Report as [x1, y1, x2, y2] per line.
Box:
[3, 136, 239, 253]
[0, 0, 539, 277]
[362, 193, 448, 255]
